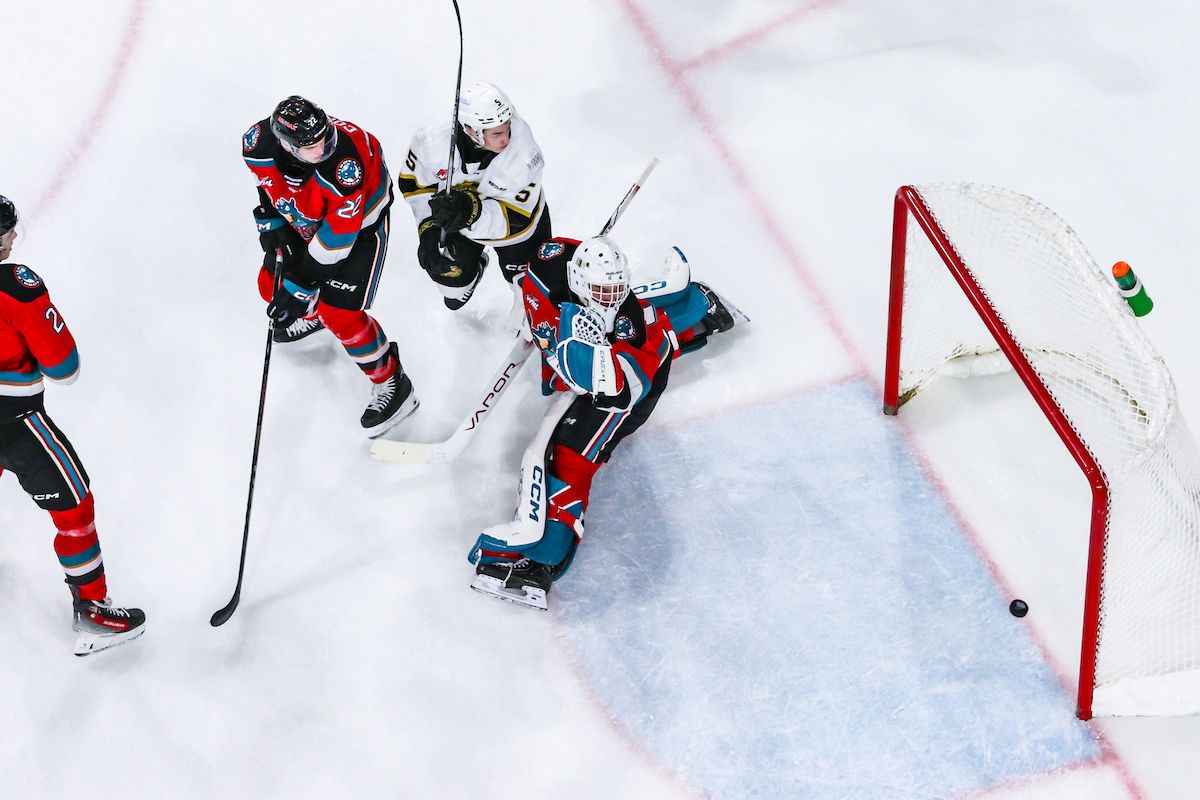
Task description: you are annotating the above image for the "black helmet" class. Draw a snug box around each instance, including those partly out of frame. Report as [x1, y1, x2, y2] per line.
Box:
[270, 96, 335, 163]
[0, 195, 17, 236]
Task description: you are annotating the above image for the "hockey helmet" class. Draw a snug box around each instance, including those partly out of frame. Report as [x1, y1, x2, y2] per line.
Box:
[568, 236, 631, 313]
[0, 195, 17, 236]
[270, 95, 336, 163]
[458, 82, 515, 146]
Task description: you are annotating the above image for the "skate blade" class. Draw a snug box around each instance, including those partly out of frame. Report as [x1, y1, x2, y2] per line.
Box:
[704, 284, 750, 326]
[469, 574, 548, 611]
[74, 626, 145, 657]
[365, 394, 420, 440]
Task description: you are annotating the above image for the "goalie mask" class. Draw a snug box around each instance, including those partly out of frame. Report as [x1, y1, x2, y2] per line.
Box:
[568, 236, 631, 328]
[458, 82, 515, 148]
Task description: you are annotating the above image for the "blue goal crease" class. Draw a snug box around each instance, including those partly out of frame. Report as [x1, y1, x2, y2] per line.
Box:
[554, 378, 1100, 800]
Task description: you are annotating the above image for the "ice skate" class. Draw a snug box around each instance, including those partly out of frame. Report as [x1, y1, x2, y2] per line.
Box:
[273, 315, 325, 344]
[470, 557, 552, 611]
[362, 346, 419, 438]
[72, 596, 146, 656]
[694, 281, 747, 333]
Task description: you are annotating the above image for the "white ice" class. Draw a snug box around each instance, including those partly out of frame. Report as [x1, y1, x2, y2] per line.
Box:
[2, 1, 1199, 798]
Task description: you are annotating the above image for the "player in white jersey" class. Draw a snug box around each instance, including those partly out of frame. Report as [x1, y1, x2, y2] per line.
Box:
[398, 82, 552, 310]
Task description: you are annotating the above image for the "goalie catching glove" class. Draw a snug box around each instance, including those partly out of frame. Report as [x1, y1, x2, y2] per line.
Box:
[547, 302, 618, 396]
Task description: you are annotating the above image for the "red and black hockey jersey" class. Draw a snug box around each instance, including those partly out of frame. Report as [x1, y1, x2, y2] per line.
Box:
[0, 263, 80, 422]
[522, 237, 678, 411]
[242, 116, 392, 280]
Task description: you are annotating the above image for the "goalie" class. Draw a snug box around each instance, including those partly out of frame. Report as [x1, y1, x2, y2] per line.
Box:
[468, 236, 677, 609]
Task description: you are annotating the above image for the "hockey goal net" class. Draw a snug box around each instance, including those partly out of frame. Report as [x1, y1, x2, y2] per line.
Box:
[884, 183, 1200, 719]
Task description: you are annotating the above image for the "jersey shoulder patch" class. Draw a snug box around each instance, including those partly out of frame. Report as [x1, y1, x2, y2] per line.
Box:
[243, 122, 263, 152]
[242, 118, 280, 164]
[537, 241, 565, 260]
[0, 263, 48, 302]
[312, 128, 369, 193]
[334, 157, 363, 187]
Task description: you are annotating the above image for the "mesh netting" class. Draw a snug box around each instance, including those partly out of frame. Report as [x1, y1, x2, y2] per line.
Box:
[897, 183, 1200, 716]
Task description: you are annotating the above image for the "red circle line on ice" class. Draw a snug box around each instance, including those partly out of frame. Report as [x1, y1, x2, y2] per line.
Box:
[32, 0, 148, 219]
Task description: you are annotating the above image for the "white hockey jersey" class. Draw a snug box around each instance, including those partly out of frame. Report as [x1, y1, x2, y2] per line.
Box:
[398, 116, 547, 247]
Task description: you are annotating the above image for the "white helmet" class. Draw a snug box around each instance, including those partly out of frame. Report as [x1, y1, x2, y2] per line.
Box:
[458, 82, 515, 146]
[568, 237, 631, 319]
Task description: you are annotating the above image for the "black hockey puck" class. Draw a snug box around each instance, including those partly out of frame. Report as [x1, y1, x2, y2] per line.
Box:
[1009, 599, 1029, 618]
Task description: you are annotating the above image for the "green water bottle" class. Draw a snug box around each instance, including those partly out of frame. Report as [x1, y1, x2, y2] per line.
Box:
[1112, 261, 1153, 317]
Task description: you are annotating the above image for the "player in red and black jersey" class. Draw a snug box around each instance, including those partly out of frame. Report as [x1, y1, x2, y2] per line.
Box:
[469, 236, 679, 608]
[242, 96, 417, 437]
[0, 195, 145, 655]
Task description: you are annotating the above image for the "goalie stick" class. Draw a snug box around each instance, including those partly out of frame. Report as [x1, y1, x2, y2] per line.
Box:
[370, 158, 659, 465]
[369, 336, 534, 463]
[598, 157, 657, 237]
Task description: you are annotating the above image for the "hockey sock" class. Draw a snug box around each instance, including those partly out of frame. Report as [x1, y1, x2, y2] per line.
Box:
[256, 266, 274, 303]
[50, 493, 107, 601]
[319, 307, 397, 383]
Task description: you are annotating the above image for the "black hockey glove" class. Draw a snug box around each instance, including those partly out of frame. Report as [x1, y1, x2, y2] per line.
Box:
[266, 276, 318, 326]
[254, 205, 289, 252]
[417, 218, 458, 277]
[254, 206, 306, 272]
[428, 188, 482, 233]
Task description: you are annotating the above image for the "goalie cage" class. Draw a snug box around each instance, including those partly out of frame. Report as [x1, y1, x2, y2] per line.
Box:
[883, 183, 1200, 720]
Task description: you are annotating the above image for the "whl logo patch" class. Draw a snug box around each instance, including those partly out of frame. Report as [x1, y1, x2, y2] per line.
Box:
[13, 265, 42, 288]
[336, 159, 363, 187]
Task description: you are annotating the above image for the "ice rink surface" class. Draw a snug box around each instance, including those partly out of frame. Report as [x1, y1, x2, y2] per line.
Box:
[2, 1, 1199, 797]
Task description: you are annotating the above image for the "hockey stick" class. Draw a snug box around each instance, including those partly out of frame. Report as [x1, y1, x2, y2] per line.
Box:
[438, 0, 465, 251]
[442, 0, 464, 195]
[211, 257, 283, 627]
[369, 335, 534, 464]
[598, 157, 658, 237]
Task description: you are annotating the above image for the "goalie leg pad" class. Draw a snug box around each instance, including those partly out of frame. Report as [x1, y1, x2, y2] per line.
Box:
[649, 282, 711, 334]
[633, 245, 692, 300]
[466, 447, 597, 577]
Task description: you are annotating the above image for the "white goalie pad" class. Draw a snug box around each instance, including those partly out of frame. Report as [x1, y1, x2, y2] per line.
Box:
[632, 245, 692, 300]
[483, 391, 576, 550]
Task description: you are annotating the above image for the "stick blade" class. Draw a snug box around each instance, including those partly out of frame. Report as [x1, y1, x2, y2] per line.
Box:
[209, 593, 240, 627]
[369, 439, 436, 464]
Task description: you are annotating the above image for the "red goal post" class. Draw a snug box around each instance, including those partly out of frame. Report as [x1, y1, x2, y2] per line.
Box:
[883, 183, 1200, 720]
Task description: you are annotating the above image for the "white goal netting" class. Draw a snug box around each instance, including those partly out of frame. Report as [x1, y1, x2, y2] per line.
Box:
[894, 183, 1200, 717]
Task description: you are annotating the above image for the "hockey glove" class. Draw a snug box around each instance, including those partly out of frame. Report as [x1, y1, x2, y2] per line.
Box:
[416, 218, 458, 277]
[266, 276, 318, 326]
[428, 188, 482, 233]
[253, 205, 288, 252]
[551, 303, 618, 396]
[255, 206, 307, 274]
